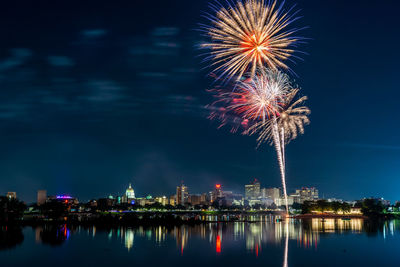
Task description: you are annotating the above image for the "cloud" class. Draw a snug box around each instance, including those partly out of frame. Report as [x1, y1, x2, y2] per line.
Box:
[81, 29, 108, 38]
[82, 80, 124, 103]
[0, 48, 32, 71]
[47, 56, 74, 67]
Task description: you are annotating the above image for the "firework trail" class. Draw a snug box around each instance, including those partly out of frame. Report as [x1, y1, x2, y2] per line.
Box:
[209, 69, 301, 214]
[248, 88, 310, 214]
[201, 0, 304, 81]
[202, 0, 309, 216]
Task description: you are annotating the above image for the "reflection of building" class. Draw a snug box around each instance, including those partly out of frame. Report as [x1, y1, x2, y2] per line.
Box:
[245, 179, 260, 199]
[6, 192, 17, 200]
[124, 228, 134, 251]
[37, 190, 47, 205]
[176, 183, 188, 205]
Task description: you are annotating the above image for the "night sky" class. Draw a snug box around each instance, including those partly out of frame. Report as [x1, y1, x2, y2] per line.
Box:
[0, 0, 399, 203]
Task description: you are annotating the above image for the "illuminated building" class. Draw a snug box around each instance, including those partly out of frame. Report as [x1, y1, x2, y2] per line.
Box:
[276, 196, 294, 207]
[125, 183, 136, 199]
[295, 187, 319, 203]
[176, 183, 188, 205]
[200, 193, 208, 204]
[262, 188, 281, 204]
[215, 184, 223, 198]
[223, 191, 243, 207]
[189, 194, 202, 205]
[169, 195, 176, 206]
[37, 190, 47, 205]
[155, 196, 168, 206]
[245, 179, 260, 199]
[6, 192, 17, 200]
[48, 195, 79, 204]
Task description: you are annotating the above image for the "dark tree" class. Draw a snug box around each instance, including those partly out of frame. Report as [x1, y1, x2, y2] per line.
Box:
[361, 198, 384, 217]
[0, 197, 26, 222]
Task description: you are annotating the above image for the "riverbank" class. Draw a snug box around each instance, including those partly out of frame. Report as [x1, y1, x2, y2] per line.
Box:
[294, 213, 367, 219]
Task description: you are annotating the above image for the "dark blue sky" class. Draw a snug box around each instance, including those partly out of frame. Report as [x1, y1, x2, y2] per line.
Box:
[0, 0, 399, 203]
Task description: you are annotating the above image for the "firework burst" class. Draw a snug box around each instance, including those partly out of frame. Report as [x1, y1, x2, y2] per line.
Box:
[201, 0, 304, 81]
[246, 87, 310, 214]
[207, 68, 291, 135]
[249, 88, 311, 146]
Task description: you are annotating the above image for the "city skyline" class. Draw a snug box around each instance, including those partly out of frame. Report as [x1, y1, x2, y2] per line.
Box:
[2, 181, 386, 206]
[0, 0, 399, 203]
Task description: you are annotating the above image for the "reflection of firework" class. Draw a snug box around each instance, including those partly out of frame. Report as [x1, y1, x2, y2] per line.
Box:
[201, 0, 303, 81]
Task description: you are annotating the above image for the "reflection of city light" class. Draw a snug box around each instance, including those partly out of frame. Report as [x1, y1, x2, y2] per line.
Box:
[283, 222, 289, 267]
[125, 229, 134, 251]
[216, 235, 221, 253]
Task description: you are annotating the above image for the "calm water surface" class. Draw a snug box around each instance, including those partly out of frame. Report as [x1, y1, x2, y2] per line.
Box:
[1, 216, 400, 266]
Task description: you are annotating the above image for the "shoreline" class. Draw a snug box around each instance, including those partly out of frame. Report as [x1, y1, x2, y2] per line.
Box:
[293, 213, 367, 219]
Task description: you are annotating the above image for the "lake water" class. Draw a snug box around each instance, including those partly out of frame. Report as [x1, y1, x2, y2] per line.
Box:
[1, 217, 400, 266]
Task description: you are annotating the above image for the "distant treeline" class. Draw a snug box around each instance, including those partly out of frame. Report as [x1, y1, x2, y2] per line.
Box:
[299, 200, 352, 214]
[299, 198, 398, 218]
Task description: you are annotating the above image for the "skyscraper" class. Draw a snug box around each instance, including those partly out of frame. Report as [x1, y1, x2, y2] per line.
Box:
[245, 179, 260, 199]
[263, 188, 281, 204]
[295, 187, 319, 203]
[176, 183, 188, 205]
[37, 190, 47, 205]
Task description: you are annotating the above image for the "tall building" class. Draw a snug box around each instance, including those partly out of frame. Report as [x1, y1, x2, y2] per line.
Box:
[215, 184, 223, 198]
[295, 187, 319, 203]
[200, 193, 208, 204]
[189, 194, 202, 205]
[176, 183, 188, 205]
[125, 184, 136, 199]
[245, 179, 260, 199]
[169, 195, 176, 206]
[263, 188, 281, 203]
[6, 192, 16, 200]
[155, 196, 168, 206]
[37, 190, 47, 205]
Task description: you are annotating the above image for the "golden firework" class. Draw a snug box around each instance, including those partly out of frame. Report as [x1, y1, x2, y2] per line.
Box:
[202, 0, 302, 80]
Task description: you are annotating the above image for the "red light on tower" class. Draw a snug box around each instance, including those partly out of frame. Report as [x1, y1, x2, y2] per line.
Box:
[215, 184, 221, 189]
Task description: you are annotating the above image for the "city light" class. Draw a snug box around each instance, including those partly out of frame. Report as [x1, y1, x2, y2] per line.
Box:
[56, 195, 72, 199]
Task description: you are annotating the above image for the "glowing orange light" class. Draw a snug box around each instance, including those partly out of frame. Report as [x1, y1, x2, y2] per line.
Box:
[216, 184, 221, 189]
[216, 235, 221, 253]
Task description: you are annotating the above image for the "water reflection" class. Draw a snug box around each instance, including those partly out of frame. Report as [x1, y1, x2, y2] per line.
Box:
[0, 225, 24, 250]
[2, 217, 400, 262]
[79, 217, 398, 255]
[35, 224, 71, 246]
